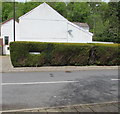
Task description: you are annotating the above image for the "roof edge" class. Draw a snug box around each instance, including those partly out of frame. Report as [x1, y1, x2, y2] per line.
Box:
[18, 2, 67, 21]
[68, 21, 93, 36]
[2, 18, 18, 25]
[18, 3, 43, 20]
[2, 18, 13, 25]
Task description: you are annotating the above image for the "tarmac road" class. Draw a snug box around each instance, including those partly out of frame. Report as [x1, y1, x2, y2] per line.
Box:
[2, 69, 118, 111]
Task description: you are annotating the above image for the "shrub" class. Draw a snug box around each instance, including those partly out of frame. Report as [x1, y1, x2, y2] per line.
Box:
[50, 43, 93, 66]
[88, 43, 120, 65]
[10, 41, 120, 67]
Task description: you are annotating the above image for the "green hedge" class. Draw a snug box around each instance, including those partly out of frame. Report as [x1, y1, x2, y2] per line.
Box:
[10, 41, 120, 67]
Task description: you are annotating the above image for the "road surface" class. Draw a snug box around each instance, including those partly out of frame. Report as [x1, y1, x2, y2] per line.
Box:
[2, 69, 118, 111]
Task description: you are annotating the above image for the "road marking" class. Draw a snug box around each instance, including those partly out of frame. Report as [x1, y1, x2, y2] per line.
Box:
[111, 79, 120, 81]
[1, 80, 79, 86]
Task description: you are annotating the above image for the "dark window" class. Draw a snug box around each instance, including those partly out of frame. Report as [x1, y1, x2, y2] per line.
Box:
[5, 36, 9, 45]
[7, 47, 9, 50]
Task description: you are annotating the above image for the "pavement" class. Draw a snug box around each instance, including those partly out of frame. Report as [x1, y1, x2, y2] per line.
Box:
[0, 56, 119, 113]
[1, 101, 120, 113]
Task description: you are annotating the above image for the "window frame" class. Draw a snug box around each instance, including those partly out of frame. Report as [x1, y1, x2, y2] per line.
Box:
[4, 36, 9, 45]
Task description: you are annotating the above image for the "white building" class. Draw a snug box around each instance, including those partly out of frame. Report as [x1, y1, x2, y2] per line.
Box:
[1, 2, 93, 55]
[1, 18, 19, 55]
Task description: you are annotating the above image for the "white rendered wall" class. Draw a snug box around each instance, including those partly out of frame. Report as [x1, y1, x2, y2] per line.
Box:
[18, 3, 68, 43]
[67, 22, 92, 43]
[19, 19, 93, 43]
[19, 19, 68, 42]
[18, 2, 92, 43]
[1, 19, 93, 55]
[1, 20, 19, 54]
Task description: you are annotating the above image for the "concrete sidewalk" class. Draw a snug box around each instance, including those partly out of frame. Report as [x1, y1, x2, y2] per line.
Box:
[0, 56, 118, 73]
[2, 101, 119, 113]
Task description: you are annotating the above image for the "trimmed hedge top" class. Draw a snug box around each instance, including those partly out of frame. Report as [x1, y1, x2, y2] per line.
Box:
[10, 41, 120, 67]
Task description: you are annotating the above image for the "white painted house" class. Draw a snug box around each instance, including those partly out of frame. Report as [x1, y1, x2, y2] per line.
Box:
[1, 18, 19, 54]
[1, 2, 93, 55]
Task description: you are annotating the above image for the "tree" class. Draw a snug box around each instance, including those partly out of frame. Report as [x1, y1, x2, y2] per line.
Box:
[106, 2, 120, 43]
[68, 2, 90, 22]
[87, 2, 106, 41]
[2, 2, 13, 22]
